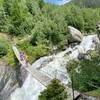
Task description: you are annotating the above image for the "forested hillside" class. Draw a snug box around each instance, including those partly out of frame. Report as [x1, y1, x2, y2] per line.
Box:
[71, 0, 100, 8]
[0, 0, 100, 64]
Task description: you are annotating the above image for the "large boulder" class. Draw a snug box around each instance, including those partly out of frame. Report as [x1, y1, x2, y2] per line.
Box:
[68, 26, 83, 42]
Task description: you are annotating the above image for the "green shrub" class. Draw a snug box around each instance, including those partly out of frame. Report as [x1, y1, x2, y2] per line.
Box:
[39, 79, 67, 100]
[17, 40, 49, 63]
[68, 52, 100, 92]
[0, 43, 7, 57]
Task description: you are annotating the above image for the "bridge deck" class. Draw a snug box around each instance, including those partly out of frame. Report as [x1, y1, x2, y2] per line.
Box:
[12, 45, 51, 86]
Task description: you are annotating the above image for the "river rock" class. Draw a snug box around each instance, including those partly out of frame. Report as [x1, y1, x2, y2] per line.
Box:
[68, 26, 83, 42]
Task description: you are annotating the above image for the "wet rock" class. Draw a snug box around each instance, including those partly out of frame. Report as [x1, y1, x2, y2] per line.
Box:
[0, 62, 18, 100]
[0, 62, 28, 100]
[68, 26, 83, 42]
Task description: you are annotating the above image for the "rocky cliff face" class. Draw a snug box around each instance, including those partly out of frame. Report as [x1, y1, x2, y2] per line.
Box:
[0, 62, 28, 100]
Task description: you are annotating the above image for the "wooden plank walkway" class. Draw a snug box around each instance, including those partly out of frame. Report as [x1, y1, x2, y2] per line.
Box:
[12, 45, 52, 86]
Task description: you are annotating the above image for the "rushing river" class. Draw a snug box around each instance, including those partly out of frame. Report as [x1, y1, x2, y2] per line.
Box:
[43, 0, 71, 5]
[10, 34, 99, 100]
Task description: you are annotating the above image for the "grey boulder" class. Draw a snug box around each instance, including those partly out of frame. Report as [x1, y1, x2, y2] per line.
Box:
[68, 26, 83, 42]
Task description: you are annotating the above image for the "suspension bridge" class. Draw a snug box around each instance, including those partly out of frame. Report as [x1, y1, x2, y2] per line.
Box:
[12, 44, 80, 99]
[12, 45, 52, 86]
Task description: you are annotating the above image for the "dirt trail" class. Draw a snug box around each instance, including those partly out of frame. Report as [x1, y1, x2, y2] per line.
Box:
[0, 32, 11, 41]
[0, 32, 33, 44]
[0, 32, 15, 44]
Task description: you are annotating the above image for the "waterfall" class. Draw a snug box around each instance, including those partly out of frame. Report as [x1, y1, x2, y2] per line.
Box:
[10, 35, 99, 100]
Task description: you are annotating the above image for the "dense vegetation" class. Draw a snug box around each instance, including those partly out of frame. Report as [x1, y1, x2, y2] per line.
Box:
[67, 49, 100, 93]
[0, 43, 7, 57]
[39, 79, 67, 100]
[0, 34, 15, 66]
[71, 0, 100, 8]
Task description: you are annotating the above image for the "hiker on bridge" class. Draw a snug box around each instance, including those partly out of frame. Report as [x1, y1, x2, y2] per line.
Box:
[20, 52, 24, 61]
[19, 51, 29, 66]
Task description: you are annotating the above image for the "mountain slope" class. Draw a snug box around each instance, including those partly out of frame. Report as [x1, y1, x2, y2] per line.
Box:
[71, 0, 100, 8]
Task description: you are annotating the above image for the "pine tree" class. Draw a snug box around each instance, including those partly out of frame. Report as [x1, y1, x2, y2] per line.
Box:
[39, 79, 67, 100]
